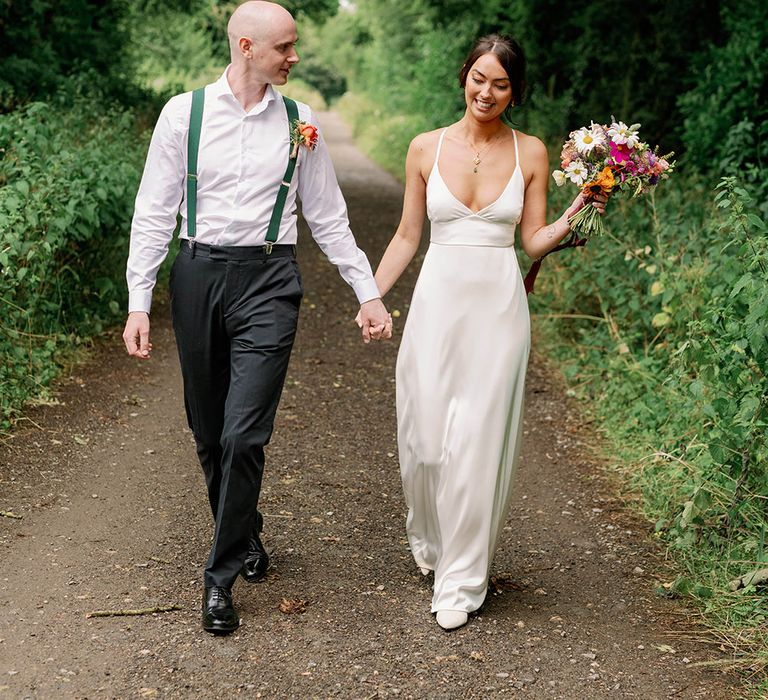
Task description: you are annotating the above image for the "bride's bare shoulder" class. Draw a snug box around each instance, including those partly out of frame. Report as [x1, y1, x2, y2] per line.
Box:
[409, 128, 444, 154]
[406, 128, 447, 172]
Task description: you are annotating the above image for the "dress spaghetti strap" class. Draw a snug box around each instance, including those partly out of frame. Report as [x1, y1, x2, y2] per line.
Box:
[432, 128, 449, 174]
[512, 129, 520, 169]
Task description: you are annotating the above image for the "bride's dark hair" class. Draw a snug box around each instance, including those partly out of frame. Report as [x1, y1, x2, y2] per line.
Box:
[458, 35, 526, 119]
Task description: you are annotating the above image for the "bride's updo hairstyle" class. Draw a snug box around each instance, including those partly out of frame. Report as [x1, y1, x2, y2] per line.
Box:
[458, 35, 526, 119]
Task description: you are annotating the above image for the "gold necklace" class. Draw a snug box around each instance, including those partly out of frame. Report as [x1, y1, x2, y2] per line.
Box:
[466, 130, 503, 173]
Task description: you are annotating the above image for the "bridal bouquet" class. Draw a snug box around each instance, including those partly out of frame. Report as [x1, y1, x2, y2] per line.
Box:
[524, 118, 674, 294]
[551, 118, 674, 237]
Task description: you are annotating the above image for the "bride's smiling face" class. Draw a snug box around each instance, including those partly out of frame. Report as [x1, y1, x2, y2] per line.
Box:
[464, 53, 512, 121]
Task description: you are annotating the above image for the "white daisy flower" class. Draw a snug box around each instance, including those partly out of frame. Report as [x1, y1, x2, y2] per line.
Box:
[573, 127, 599, 154]
[608, 120, 641, 148]
[552, 169, 566, 187]
[589, 122, 607, 147]
[565, 160, 589, 186]
[625, 125, 641, 149]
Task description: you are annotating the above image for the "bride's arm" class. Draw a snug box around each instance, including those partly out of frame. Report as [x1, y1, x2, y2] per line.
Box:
[518, 137, 604, 260]
[372, 135, 429, 298]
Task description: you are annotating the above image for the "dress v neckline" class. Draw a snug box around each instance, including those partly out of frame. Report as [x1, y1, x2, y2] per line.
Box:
[433, 161, 522, 216]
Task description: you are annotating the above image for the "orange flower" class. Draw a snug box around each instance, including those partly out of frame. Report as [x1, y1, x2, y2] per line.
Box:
[291, 120, 319, 158]
[299, 123, 318, 145]
[582, 166, 615, 200]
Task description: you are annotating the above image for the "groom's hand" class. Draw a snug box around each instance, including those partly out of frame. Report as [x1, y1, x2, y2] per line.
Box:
[123, 311, 152, 359]
[357, 298, 392, 344]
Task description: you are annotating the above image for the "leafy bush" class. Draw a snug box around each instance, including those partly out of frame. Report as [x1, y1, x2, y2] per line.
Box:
[0, 93, 147, 428]
[678, 0, 768, 215]
[0, 0, 127, 109]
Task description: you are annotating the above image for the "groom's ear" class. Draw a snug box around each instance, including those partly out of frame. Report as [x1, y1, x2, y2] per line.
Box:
[239, 36, 254, 59]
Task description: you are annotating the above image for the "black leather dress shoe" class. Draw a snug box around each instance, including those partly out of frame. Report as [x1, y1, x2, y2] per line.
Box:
[202, 586, 239, 635]
[241, 511, 270, 583]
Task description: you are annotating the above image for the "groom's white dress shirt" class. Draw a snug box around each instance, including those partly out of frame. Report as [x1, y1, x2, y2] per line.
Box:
[126, 67, 379, 313]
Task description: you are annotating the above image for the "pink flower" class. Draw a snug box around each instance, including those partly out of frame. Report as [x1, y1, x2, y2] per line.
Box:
[610, 141, 632, 164]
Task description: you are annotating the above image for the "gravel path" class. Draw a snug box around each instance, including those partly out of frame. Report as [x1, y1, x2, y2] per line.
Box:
[0, 113, 736, 699]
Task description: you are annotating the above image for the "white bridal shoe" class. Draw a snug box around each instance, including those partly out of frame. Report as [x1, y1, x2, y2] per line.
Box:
[418, 566, 431, 576]
[435, 610, 468, 630]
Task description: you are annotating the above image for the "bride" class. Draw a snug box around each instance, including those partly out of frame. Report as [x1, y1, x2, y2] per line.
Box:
[372, 35, 606, 630]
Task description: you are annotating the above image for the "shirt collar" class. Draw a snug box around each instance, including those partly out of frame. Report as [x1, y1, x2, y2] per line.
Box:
[210, 66, 278, 114]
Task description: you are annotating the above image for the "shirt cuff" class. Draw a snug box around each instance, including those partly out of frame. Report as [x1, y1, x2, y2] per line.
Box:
[128, 290, 153, 314]
[352, 278, 382, 305]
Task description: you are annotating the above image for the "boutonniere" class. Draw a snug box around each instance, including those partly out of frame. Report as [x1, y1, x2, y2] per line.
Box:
[290, 120, 319, 159]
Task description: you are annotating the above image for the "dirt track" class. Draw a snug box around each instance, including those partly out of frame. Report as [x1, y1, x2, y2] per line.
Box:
[0, 113, 736, 699]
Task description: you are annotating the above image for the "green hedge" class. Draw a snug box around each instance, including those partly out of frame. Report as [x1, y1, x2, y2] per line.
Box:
[0, 94, 147, 428]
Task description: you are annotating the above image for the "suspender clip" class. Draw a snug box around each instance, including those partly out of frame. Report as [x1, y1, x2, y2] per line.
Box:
[190, 239, 197, 258]
[264, 241, 273, 255]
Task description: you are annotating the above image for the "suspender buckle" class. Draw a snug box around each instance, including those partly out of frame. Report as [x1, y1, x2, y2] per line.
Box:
[264, 241, 273, 255]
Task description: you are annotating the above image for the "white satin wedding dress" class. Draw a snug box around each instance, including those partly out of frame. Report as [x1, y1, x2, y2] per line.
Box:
[397, 128, 530, 615]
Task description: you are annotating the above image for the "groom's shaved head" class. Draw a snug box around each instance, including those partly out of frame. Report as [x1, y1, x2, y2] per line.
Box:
[227, 1, 295, 60]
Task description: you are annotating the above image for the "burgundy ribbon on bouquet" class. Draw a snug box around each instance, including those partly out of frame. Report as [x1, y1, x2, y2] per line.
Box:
[523, 231, 587, 295]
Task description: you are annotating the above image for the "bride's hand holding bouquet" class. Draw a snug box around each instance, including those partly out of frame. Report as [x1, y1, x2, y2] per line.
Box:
[553, 118, 674, 238]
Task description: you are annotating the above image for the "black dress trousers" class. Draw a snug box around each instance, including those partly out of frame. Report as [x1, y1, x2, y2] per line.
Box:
[169, 240, 302, 588]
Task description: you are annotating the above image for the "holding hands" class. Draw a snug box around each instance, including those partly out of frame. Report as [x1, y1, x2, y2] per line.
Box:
[356, 298, 393, 343]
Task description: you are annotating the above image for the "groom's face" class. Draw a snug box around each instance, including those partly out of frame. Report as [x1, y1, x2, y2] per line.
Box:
[252, 22, 300, 85]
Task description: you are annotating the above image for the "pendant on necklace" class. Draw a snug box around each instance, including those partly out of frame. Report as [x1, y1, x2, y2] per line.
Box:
[473, 153, 481, 173]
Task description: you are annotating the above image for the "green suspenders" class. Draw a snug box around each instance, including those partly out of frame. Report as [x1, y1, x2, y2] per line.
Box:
[186, 88, 205, 240]
[186, 87, 300, 253]
[267, 97, 298, 252]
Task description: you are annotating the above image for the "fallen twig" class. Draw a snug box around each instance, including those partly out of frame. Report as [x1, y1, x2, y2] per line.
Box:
[0, 510, 23, 519]
[85, 604, 182, 619]
[149, 556, 170, 564]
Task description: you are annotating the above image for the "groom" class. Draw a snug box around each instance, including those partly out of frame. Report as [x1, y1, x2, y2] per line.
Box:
[122, 0, 391, 634]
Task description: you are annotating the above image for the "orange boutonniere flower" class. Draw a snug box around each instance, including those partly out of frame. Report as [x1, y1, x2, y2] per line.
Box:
[290, 120, 319, 158]
[582, 166, 615, 200]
